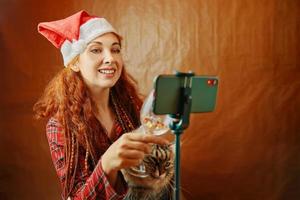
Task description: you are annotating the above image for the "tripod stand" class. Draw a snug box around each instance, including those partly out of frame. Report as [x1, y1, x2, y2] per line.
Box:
[168, 71, 194, 200]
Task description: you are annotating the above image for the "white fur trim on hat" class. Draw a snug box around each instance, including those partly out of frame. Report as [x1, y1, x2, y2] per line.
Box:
[60, 18, 119, 66]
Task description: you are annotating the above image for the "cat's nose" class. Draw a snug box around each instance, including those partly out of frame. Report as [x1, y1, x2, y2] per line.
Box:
[153, 169, 160, 178]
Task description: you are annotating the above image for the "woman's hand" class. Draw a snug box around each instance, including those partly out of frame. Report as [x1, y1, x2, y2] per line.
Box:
[101, 131, 169, 176]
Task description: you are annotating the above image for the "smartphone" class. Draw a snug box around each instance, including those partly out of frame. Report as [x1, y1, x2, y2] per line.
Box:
[152, 75, 219, 115]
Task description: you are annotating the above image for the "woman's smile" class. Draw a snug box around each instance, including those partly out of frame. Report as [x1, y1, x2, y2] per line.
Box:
[98, 66, 117, 78]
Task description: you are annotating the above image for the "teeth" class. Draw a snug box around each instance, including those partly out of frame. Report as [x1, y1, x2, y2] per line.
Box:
[99, 69, 115, 74]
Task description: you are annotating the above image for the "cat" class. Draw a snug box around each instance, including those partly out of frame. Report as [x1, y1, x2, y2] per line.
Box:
[122, 144, 174, 200]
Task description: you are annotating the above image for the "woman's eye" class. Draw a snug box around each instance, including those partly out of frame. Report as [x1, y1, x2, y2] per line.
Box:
[91, 48, 102, 54]
[112, 48, 121, 54]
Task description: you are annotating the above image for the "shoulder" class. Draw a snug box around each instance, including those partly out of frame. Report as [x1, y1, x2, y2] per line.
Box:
[46, 117, 65, 145]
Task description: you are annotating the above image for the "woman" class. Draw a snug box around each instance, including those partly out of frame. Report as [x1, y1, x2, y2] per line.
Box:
[33, 10, 169, 200]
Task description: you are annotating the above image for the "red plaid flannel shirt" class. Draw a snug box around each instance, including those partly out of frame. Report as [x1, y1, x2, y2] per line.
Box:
[46, 118, 128, 200]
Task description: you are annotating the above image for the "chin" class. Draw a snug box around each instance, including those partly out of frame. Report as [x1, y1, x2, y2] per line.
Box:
[99, 83, 116, 89]
[96, 79, 119, 89]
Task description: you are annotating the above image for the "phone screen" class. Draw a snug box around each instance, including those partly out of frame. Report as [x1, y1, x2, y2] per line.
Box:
[152, 75, 218, 115]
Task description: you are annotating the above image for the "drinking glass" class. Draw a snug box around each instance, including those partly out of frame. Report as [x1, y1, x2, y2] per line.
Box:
[126, 90, 173, 178]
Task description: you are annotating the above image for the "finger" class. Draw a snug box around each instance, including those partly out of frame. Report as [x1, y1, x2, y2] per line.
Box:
[119, 149, 145, 160]
[118, 134, 151, 153]
[129, 134, 170, 146]
[121, 158, 143, 169]
[123, 140, 152, 154]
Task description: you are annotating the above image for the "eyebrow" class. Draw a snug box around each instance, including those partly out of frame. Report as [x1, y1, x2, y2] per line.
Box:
[88, 41, 121, 47]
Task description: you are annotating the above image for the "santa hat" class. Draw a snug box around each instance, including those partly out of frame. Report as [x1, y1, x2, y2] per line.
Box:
[38, 10, 121, 66]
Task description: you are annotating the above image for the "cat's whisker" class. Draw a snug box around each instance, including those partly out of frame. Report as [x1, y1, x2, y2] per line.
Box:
[167, 191, 173, 200]
[179, 185, 192, 196]
[168, 183, 175, 191]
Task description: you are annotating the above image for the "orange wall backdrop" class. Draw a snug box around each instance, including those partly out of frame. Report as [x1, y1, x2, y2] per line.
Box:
[0, 0, 299, 199]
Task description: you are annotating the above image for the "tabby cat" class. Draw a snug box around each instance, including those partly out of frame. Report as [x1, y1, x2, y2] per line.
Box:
[122, 144, 174, 200]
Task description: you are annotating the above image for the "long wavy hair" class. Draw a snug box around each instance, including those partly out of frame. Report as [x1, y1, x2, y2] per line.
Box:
[33, 60, 142, 198]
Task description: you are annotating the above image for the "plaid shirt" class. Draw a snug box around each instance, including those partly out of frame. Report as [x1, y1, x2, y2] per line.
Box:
[46, 118, 128, 200]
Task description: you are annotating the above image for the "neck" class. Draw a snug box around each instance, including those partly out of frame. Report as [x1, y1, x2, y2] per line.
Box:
[89, 87, 111, 115]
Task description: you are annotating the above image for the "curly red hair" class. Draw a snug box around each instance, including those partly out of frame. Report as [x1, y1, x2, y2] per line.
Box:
[33, 65, 142, 197]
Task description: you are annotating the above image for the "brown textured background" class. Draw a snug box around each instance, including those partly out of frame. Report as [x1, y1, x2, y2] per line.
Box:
[0, 0, 299, 199]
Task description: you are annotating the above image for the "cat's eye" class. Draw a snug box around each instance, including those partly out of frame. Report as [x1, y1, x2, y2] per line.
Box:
[165, 161, 171, 167]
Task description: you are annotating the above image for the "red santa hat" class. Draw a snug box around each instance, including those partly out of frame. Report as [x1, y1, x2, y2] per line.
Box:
[38, 10, 121, 66]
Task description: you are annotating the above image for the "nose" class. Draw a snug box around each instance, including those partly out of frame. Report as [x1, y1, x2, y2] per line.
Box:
[103, 49, 114, 65]
[153, 169, 160, 178]
[152, 168, 166, 179]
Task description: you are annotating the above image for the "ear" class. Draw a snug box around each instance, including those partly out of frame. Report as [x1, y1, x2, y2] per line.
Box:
[70, 63, 80, 72]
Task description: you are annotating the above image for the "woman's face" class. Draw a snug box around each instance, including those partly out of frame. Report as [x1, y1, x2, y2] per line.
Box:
[75, 33, 123, 91]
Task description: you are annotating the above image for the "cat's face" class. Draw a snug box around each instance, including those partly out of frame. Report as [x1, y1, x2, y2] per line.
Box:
[122, 144, 174, 199]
